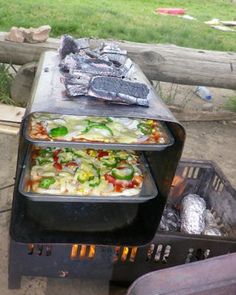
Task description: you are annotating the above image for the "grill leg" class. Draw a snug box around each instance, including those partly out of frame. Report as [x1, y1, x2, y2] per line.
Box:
[8, 271, 21, 289]
[8, 239, 21, 289]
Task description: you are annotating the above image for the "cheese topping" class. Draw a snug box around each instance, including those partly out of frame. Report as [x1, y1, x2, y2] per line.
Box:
[29, 113, 169, 144]
[28, 147, 143, 197]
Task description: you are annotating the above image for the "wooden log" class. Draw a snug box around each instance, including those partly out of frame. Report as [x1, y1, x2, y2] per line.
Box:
[173, 110, 236, 122]
[168, 105, 236, 121]
[0, 32, 235, 89]
[10, 62, 37, 107]
[0, 103, 25, 122]
[0, 32, 59, 65]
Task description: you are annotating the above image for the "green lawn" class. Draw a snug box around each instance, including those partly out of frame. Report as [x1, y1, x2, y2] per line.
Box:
[0, 0, 235, 51]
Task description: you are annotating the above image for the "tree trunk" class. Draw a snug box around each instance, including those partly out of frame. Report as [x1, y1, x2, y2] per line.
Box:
[0, 32, 235, 89]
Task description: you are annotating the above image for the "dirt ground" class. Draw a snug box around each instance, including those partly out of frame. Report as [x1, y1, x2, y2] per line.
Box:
[0, 120, 235, 294]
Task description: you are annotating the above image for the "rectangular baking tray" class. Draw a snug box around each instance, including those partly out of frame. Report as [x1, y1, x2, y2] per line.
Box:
[23, 114, 174, 151]
[19, 146, 158, 203]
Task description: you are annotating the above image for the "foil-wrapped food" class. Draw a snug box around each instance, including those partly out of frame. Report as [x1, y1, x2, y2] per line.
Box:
[180, 194, 224, 236]
[64, 74, 150, 107]
[180, 194, 206, 234]
[158, 204, 180, 232]
[160, 193, 225, 237]
[203, 209, 223, 236]
[58, 35, 150, 107]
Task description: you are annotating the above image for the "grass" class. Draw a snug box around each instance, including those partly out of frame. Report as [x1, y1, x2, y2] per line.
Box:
[0, 0, 235, 51]
[0, 64, 15, 105]
[225, 97, 236, 112]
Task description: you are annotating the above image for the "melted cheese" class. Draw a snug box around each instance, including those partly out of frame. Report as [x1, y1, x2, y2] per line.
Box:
[30, 113, 167, 144]
[30, 147, 143, 197]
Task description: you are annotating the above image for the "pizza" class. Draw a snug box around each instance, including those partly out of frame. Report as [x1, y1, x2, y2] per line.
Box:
[27, 146, 144, 196]
[29, 113, 170, 145]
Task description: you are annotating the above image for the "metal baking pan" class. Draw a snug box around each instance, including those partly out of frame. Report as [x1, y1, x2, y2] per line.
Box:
[23, 114, 174, 151]
[19, 146, 158, 203]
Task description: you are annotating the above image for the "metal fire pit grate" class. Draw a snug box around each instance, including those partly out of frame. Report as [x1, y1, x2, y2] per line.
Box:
[9, 159, 236, 288]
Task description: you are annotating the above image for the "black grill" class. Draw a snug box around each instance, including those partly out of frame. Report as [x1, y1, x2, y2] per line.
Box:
[9, 50, 186, 288]
[9, 159, 236, 289]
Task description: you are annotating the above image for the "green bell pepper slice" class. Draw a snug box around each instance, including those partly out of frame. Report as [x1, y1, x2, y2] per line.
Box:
[111, 163, 134, 181]
[49, 126, 68, 138]
[89, 176, 101, 187]
[64, 147, 74, 153]
[82, 124, 113, 136]
[39, 148, 53, 157]
[39, 177, 56, 189]
[76, 163, 98, 184]
[86, 117, 113, 125]
[77, 170, 95, 183]
[101, 156, 118, 168]
[36, 156, 53, 166]
[58, 152, 75, 163]
[137, 123, 152, 135]
[114, 150, 129, 160]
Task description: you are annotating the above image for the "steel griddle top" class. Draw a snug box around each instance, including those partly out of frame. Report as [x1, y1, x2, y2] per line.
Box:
[26, 51, 176, 123]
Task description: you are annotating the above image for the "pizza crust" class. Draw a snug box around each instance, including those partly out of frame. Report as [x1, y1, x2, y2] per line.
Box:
[33, 187, 141, 197]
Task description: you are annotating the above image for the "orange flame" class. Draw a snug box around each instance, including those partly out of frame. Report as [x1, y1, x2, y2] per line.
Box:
[80, 245, 87, 258]
[129, 247, 138, 262]
[121, 247, 129, 262]
[169, 175, 185, 200]
[70, 244, 79, 259]
[88, 245, 96, 259]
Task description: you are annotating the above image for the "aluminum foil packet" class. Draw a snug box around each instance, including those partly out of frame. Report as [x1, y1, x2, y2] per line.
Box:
[99, 42, 127, 66]
[59, 35, 90, 59]
[64, 74, 150, 107]
[203, 209, 223, 236]
[158, 204, 180, 232]
[181, 194, 206, 234]
[203, 227, 222, 236]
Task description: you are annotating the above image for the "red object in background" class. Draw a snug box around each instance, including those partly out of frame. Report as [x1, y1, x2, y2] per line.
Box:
[156, 8, 186, 15]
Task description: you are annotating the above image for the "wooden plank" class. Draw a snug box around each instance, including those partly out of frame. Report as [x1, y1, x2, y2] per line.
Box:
[0, 103, 25, 122]
[0, 32, 235, 90]
[0, 121, 20, 128]
[0, 124, 19, 135]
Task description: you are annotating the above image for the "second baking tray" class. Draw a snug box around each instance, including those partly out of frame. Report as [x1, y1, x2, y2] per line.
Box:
[19, 147, 158, 203]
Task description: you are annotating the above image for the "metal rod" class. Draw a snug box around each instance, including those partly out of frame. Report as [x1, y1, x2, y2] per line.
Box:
[10, 64, 18, 73]
[0, 208, 11, 214]
[0, 183, 14, 191]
